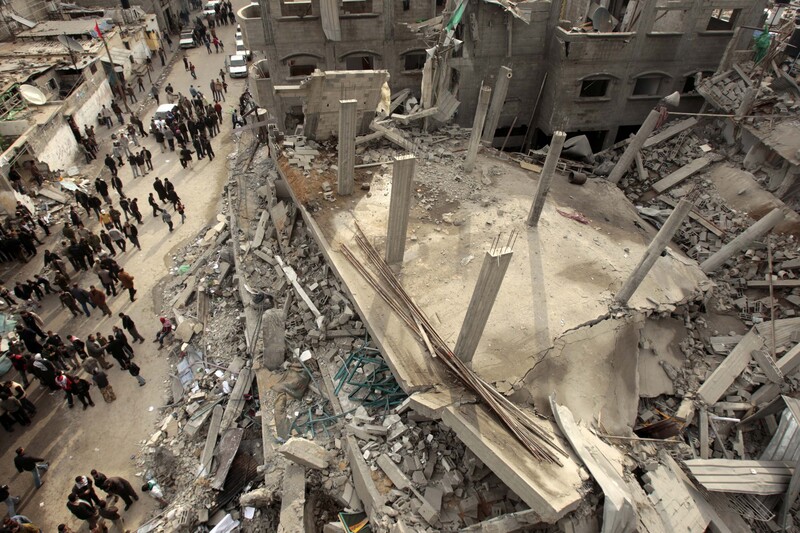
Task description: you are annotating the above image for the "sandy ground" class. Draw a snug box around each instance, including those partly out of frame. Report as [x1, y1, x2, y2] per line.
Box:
[0, 6, 251, 530]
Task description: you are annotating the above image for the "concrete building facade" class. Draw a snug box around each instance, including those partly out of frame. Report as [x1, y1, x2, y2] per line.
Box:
[242, 0, 767, 150]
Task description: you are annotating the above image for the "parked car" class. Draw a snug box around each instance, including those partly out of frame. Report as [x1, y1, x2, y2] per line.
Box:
[227, 55, 248, 78]
[154, 103, 178, 121]
[235, 40, 252, 61]
[179, 31, 197, 48]
[204, 0, 221, 16]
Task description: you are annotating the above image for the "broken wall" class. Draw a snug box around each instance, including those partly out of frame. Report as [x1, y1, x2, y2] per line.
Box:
[298, 70, 388, 140]
[64, 67, 114, 136]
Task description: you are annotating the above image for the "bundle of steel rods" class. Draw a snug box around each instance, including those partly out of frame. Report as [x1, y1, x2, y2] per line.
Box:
[340, 225, 567, 465]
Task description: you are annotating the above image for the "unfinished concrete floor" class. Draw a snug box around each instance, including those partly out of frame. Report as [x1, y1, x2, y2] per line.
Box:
[300, 153, 706, 404]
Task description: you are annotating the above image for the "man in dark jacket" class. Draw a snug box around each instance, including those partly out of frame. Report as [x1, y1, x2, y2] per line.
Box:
[100, 475, 139, 509]
[14, 447, 48, 489]
[119, 313, 145, 343]
[15, 325, 42, 354]
[66, 492, 99, 529]
[30, 354, 58, 391]
[153, 177, 167, 203]
[70, 284, 94, 316]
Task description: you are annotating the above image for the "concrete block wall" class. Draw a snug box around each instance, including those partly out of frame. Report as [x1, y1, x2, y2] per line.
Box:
[302, 70, 388, 140]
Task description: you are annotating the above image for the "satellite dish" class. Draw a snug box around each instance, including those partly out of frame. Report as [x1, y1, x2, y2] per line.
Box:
[590, 6, 615, 32]
[19, 85, 46, 105]
[57, 34, 85, 53]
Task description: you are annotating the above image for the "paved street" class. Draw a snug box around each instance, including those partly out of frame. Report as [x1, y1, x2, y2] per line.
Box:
[0, 3, 252, 530]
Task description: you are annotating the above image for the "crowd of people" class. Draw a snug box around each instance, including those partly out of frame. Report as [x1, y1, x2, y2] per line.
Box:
[0, 7, 249, 529]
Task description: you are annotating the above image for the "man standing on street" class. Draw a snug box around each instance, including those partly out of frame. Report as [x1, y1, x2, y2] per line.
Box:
[119, 313, 145, 343]
[13, 448, 48, 489]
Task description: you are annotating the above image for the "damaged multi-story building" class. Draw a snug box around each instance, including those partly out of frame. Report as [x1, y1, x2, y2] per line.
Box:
[240, 0, 767, 151]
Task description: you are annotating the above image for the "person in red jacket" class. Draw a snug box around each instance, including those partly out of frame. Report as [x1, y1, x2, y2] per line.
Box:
[55, 372, 95, 409]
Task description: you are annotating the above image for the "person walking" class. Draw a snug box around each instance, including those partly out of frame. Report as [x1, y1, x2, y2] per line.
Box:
[110, 101, 124, 125]
[127, 361, 146, 387]
[122, 222, 141, 250]
[91, 369, 115, 403]
[130, 198, 143, 224]
[108, 228, 127, 253]
[0, 485, 20, 518]
[89, 286, 112, 317]
[104, 155, 117, 178]
[70, 284, 93, 317]
[202, 135, 215, 161]
[189, 62, 196, 79]
[59, 291, 81, 317]
[151, 84, 160, 105]
[136, 76, 145, 92]
[176, 202, 186, 224]
[86, 335, 113, 370]
[161, 210, 173, 232]
[13, 448, 47, 489]
[99, 230, 116, 256]
[119, 313, 145, 343]
[117, 269, 136, 302]
[148, 194, 163, 217]
[182, 56, 189, 71]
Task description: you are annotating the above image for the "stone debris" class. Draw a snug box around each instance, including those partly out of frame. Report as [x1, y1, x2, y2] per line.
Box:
[130, 54, 800, 532]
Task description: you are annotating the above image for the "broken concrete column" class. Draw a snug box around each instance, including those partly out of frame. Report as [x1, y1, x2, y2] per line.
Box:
[700, 207, 786, 273]
[385, 154, 416, 264]
[338, 99, 357, 196]
[736, 87, 759, 119]
[526, 131, 567, 227]
[481, 66, 513, 145]
[607, 108, 661, 185]
[615, 198, 694, 304]
[464, 85, 492, 172]
[262, 308, 285, 370]
[454, 248, 513, 364]
[277, 463, 306, 533]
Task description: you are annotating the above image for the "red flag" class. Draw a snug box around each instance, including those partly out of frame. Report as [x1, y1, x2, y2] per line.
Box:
[94, 22, 102, 39]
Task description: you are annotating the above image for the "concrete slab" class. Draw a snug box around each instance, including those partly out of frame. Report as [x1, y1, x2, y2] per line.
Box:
[271, 143, 707, 524]
[524, 315, 642, 435]
[279, 437, 330, 470]
[708, 163, 800, 234]
[638, 317, 688, 398]
[441, 403, 583, 523]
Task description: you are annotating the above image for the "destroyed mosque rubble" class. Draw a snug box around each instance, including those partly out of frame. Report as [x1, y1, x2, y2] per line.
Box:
[86, 3, 800, 533]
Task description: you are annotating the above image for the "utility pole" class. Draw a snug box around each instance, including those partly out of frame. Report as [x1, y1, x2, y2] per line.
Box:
[97, 20, 131, 113]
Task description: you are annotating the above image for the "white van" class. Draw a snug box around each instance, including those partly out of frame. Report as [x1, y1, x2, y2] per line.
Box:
[204, 0, 221, 16]
[154, 103, 178, 120]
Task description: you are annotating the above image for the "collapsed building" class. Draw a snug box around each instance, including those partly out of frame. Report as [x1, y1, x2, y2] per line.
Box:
[0, 13, 164, 213]
[122, 3, 800, 533]
[241, 0, 766, 151]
